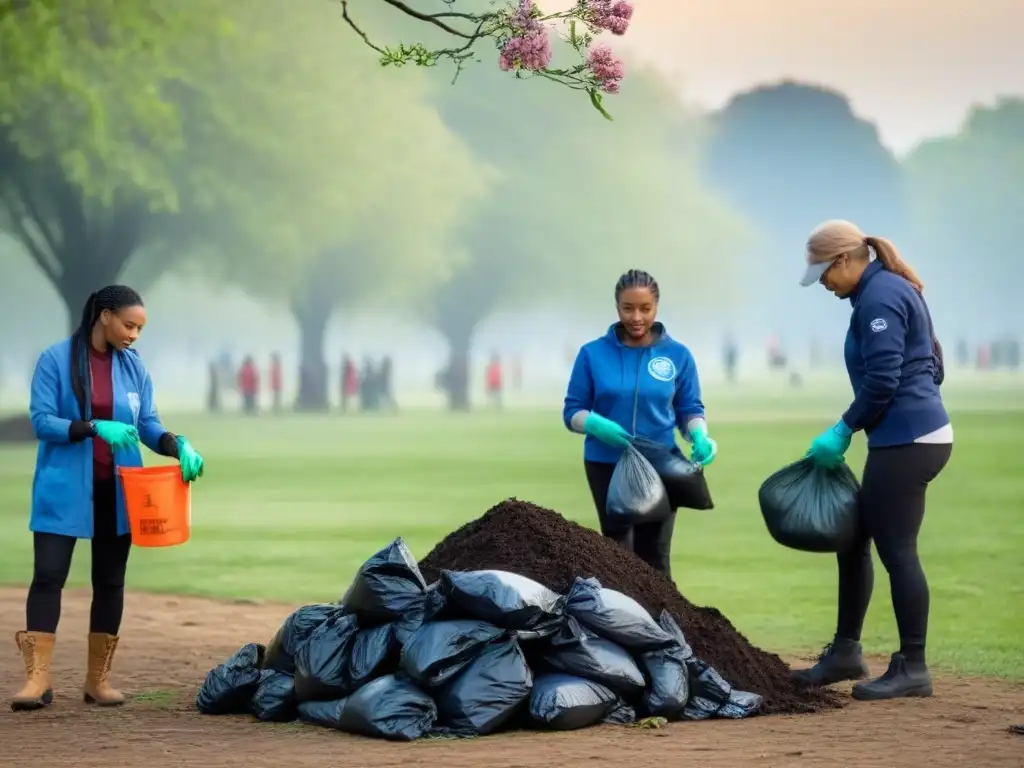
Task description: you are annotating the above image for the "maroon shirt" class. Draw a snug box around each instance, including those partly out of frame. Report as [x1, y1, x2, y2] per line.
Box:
[88, 345, 115, 479]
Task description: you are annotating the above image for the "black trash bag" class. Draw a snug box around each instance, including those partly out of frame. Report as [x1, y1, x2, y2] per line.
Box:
[400, 619, 506, 688]
[528, 673, 619, 731]
[391, 581, 446, 646]
[348, 622, 398, 690]
[250, 670, 297, 722]
[716, 689, 763, 719]
[633, 436, 714, 511]
[638, 612, 691, 718]
[196, 642, 266, 714]
[565, 576, 674, 652]
[543, 617, 646, 698]
[682, 658, 734, 721]
[758, 457, 861, 553]
[435, 636, 533, 736]
[293, 612, 361, 701]
[297, 674, 436, 741]
[439, 569, 565, 639]
[421, 581, 448, 623]
[265, 603, 336, 674]
[606, 444, 671, 527]
[341, 537, 428, 625]
[603, 700, 637, 724]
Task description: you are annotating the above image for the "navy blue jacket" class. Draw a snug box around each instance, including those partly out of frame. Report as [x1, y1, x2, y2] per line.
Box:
[563, 323, 705, 464]
[841, 261, 949, 448]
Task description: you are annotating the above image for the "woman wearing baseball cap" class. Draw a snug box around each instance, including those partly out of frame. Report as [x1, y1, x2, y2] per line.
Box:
[793, 220, 952, 701]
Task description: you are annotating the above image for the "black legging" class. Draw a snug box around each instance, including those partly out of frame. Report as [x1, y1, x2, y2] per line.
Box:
[836, 442, 952, 663]
[584, 460, 678, 580]
[26, 477, 132, 635]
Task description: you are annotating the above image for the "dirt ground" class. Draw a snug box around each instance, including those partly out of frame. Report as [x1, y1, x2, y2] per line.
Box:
[0, 589, 1020, 767]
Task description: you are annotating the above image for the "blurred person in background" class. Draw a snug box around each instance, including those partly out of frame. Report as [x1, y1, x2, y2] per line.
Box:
[359, 356, 374, 411]
[13, 285, 205, 711]
[340, 354, 358, 412]
[237, 355, 259, 415]
[562, 269, 717, 580]
[269, 353, 283, 413]
[206, 359, 221, 413]
[722, 334, 738, 382]
[380, 355, 397, 411]
[485, 352, 503, 409]
[795, 220, 952, 701]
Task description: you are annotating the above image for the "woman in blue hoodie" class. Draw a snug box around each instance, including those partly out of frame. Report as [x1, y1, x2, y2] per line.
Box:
[562, 269, 717, 579]
[12, 285, 206, 712]
[793, 220, 952, 702]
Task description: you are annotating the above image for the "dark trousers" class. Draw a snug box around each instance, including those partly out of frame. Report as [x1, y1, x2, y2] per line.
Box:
[26, 477, 132, 635]
[836, 442, 952, 663]
[584, 460, 677, 580]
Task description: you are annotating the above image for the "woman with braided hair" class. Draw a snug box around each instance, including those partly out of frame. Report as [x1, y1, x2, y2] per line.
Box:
[562, 269, 717, 580]
[12, 285, 206, 711]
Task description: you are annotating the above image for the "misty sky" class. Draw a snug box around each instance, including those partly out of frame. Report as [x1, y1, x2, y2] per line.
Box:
[615, 0, 1023, 153]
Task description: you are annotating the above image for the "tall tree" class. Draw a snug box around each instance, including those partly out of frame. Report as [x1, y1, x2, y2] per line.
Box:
[903, 98, 1024, 338]
[205, 0, 488, 410]
[0, 2, 227, 325]
[429, 62, 750, 410]
[701, 81, 906, 333]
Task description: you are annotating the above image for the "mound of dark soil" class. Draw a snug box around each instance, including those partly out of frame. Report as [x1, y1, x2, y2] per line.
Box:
[419, 498, 842, 715]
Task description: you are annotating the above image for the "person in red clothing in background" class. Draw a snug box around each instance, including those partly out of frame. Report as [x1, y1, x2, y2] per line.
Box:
[238, 356, 259, 415]
[485, 353, 503, 409]
[341, 354, 358, 412]
[269, 353, 283, 413]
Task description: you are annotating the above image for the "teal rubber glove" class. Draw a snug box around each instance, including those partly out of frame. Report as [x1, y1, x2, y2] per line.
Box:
[806, 420, 853, 468]
[92, 420, 139, 450]
[689, 422, 718, 466]
[177, 436, 205, 482]
[582, 413, 633, 449]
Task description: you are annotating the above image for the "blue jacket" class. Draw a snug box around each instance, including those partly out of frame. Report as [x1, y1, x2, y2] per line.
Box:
[29, 339, 170, 538]
[842, 261, 949, 448]
[563, 323, 705, 464]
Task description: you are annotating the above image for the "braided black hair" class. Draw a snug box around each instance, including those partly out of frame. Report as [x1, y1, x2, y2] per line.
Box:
[614, 269, 660, 303]
[70, 285, 144, 419]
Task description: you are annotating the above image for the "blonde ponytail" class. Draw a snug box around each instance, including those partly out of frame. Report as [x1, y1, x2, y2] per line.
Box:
[866, 235, 924, 293]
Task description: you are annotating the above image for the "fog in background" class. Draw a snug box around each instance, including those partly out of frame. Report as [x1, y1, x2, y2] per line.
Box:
[1, 0, 1020, 412]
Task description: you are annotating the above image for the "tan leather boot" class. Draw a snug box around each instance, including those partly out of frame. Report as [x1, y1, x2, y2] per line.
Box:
[83, 633, 125, 706]
[11, 631, 55, 711]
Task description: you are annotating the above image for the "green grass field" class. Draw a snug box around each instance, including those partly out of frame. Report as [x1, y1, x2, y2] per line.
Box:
[0, 382, 1021, 679]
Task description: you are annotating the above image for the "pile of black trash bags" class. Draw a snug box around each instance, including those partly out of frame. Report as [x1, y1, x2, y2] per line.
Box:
[196, 538, 762, 741]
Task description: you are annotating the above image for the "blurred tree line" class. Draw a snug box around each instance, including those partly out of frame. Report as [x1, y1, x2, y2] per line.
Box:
[0, 1, 1020, 412]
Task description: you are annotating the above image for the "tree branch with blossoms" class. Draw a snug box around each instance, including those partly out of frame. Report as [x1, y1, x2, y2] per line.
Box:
[338, 0, 632, 119]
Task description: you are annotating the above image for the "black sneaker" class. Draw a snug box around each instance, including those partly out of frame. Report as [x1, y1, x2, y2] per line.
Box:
[792, 638, 870, 686]
[851, 653, 932, 700]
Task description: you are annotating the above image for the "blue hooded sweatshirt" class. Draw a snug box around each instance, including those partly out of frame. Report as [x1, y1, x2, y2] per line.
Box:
[29, 338, 171, 539]
[841, 260, 950, 447]
[562, 322, 705, 464]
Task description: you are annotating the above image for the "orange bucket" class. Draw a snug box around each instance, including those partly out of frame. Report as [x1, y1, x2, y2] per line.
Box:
[117, 465, 192, 547]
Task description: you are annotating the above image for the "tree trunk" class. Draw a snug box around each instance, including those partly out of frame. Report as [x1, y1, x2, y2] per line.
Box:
[58, 267, 118, 335]
[292, 296, 332, 412]
[441, 327, 472, 411]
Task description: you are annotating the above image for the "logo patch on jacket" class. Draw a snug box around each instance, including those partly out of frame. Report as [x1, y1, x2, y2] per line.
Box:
[869, 318, 888, 333]
[648, 356, 676, 381]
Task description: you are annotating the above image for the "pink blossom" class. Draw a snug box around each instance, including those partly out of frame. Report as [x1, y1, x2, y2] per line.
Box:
[509, 0, 542, 34]
[586, 43, 624, 93]
[499, 30, 553, 71]
[588, 0, 633, 35]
